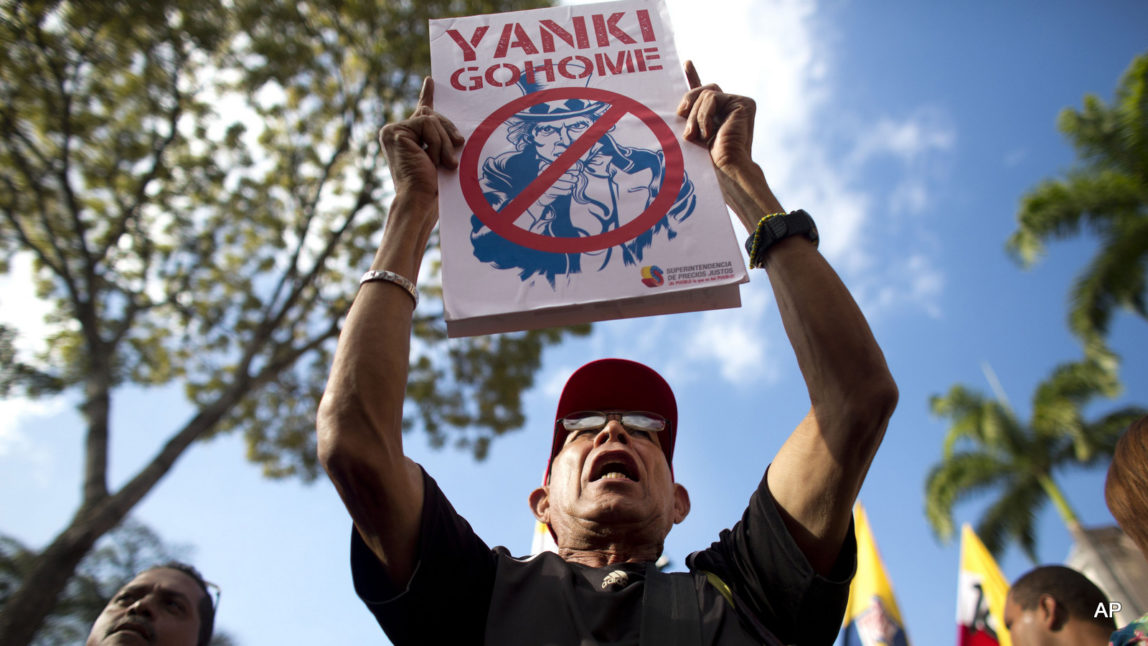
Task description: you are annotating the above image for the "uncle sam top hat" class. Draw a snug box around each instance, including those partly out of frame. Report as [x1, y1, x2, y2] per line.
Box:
[514, 57, 606, 121]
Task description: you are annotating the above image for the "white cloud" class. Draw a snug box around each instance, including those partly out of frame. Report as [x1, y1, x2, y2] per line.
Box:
[1004, 148, 1027, 167]
[860, 252, 945, 320]
[850, 113, 956, 166]
[678, 275, 776, 384]
[669, 0, 823, 137]
[0, 399, 64, 485]
[846, 110, 956, 220]
[1, 254, 53, 356]
[540, 363, 576, 399]
[0, 254, 64, 476]
[890, 179, 930, 215]
[783, 161, 873, 274]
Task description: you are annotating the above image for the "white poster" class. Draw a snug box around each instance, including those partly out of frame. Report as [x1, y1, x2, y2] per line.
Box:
[430, 0, 748, 337]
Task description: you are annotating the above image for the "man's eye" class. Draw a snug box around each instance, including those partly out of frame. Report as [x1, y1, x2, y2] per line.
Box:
[627, 428, 652, 439]
[569, 123, 588, 132]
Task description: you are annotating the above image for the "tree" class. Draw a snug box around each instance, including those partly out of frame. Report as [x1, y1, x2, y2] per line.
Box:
[1007, 53, 1148, 361]
[0, 520, 235, 646]
[0, 1, 573, 644]
[924, 359, 1144, 561]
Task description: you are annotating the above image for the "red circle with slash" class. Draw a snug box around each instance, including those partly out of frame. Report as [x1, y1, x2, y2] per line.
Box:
[460, 88, 684, 254]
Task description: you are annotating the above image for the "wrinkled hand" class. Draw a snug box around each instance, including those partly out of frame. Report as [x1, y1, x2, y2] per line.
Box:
[677, 60, 756, 172]
[378, 78, 464, 199]
[677, 61, 783, 225]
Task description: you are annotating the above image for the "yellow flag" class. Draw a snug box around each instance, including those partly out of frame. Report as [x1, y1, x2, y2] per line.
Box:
[956, 524, 1012, 646]
[531, 519, 558, 555]
[841, 503, 910, 645]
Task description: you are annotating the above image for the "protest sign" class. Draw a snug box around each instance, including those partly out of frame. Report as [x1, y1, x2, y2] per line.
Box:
[429, 0, 748, 337]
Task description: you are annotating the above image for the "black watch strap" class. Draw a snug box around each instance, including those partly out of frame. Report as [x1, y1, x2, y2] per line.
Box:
[745, 209, 819, 268]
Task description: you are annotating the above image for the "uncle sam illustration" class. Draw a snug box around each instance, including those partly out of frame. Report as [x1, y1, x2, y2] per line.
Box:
[469, 91, 697, 286]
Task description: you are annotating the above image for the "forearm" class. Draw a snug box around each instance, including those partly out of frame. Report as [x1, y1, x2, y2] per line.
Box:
[317, 191, 436, 584]
[714, 158, 785, 232]
[678, 65, 896, 572]
[763, 237, 898, 573]
[767, 238, 896, 426]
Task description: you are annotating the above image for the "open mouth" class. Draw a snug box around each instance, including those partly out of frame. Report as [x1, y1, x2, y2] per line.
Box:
[591, 455, 639, 482]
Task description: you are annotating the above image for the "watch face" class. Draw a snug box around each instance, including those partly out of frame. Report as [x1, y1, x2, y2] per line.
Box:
[766, 216, 789, 239]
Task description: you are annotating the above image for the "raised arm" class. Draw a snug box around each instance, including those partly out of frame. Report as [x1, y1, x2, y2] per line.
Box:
[678, 62, 898, 575]
[316, 78, 463, 586]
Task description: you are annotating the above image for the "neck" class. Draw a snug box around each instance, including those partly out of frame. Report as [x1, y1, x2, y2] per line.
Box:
[1062, 621, 1115, 646]
[548, 513, 671, 567]
[557, 548, 661, 569]
[556, 541, 662, 568]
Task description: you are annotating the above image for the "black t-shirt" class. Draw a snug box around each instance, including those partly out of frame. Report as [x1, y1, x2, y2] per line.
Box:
[351, 468, 856, 645]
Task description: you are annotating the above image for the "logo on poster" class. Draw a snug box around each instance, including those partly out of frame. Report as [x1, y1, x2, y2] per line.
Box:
[640, 265, 664, 287]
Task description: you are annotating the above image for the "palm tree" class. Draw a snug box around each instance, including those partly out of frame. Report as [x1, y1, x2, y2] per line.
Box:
[925, 359, 1144, 561]
[1007, 53, 1148, 361]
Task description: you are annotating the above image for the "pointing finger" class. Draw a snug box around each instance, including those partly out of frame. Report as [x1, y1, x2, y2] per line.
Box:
[418, 77, 434, 111]
[684, 60, 702, 90]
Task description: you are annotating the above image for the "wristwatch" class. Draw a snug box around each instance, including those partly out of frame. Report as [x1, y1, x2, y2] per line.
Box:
[745, 209, 819, 268]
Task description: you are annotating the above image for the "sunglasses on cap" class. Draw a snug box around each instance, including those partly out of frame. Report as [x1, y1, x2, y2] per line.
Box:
[558, 410, 668, 436]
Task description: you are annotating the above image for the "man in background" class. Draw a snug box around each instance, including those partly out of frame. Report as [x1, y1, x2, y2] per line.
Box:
[85, 562, 214, 646]
[1003, 565, 1114, 646]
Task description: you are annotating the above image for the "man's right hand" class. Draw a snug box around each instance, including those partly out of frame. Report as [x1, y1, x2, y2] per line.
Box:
[675, 61, 784, 229]
[378, 77, 464, 201]
[677, 60, 756, 172]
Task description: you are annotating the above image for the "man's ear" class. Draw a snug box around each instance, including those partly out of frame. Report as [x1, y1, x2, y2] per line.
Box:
[529, 486, 550, 524]
[673, 483, 691, 524]
[1038, 594, 1066, 631]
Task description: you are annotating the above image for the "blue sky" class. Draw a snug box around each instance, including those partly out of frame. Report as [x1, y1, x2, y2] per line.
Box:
[2, 1, 1146, 645]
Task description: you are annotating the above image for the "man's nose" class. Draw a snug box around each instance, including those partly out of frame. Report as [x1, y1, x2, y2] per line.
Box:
[558, 128, 573, 146]
[127, 595, 155, 618]
[594, 420, 629, 446]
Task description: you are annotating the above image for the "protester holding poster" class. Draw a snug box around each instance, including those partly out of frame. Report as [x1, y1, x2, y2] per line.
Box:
[317, 48, 897, 644]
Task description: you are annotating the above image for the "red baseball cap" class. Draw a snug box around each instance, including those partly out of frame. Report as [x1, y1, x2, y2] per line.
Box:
[544, 358, 678, 484]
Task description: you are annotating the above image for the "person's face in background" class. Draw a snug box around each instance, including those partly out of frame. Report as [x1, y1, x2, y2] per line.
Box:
[86, 568, 204, 646]
[1003, 591, 1056, 646]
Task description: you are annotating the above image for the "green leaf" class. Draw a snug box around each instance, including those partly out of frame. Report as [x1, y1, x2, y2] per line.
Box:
[1006, 52, 1148, 357]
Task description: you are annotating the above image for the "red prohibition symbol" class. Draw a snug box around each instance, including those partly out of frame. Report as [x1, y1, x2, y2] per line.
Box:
[459, 87, 685, 254]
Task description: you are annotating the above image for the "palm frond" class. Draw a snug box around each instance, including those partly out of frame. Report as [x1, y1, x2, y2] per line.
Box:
[1007, 169, 1140, 267]
[1059, 94, 1125, 172]
[975, 476, 1046, 563]
[1054, 405, 1148, 467]
[1059, 53, 1148, 178]
[1109, 53, 1148, 179]
[932, 386, 1021, 457]
[1007, 179, 1079, 266]
[1069, 215, 1148, 351]
[925, 451, 1013, 541]
[1031, 359, 1121, 459]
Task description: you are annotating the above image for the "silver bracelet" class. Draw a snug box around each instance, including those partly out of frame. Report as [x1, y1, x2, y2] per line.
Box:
[359, 270, 418, 307]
